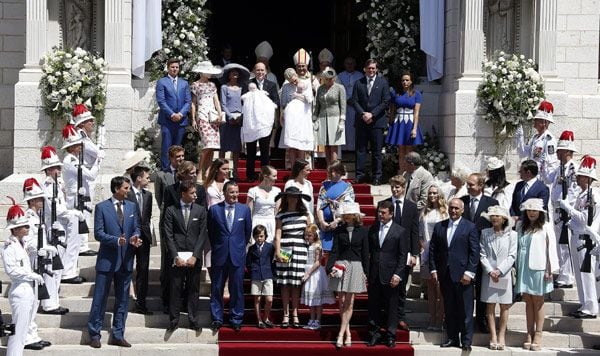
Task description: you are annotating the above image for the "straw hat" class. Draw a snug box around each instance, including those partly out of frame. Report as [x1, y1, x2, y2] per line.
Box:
[274, 186, 311, 202]
[120, 148, 151, 173]
[486, 156, 505, 171]
[533, 100, 554, 123]
[23, 177, 46, 202]
[192, 61, 223, 76]
[5, 196, 29, 230]
[220, 63, 250, 85]
[481, 205, 514, 229]
[339, 202, 365, 217]
[520, 198, 546, 213]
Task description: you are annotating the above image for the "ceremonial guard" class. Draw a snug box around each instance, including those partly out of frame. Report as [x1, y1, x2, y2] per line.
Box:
[72, 104, 104, 256]
[516, 100, 559, 185]
[2, 197, 45, 356]
[559, 155, 600, 319]
[39, 146, 72, 314]
[61, 124, 95, 284]
[22, 178, 54, 350]
[551, 131, 580, 288]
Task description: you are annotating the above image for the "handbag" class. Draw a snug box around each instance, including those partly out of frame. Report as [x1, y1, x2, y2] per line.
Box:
[207, 109, 225, 124]
[280, 248, 292, 263]
[331, 262, 346, 278]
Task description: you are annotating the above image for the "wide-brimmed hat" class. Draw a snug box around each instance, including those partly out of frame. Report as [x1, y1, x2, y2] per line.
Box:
[71, 103, 95, 127]
[274, 186, 311, 202]
[339, 202, 365, 217]
[23, 177, 45, 202]
[486, 156, 505, 171]
[576, 155, 597, 181]
[120, 148, 151, 173]
[192, 61, 223, 76]
[61, 124, 83, 150]
[40, 145, 63, 170]
[220, 63, 250, 85]
[321, 67, 337, 79]
[557, 130, 578, 152]
[5, 196, 29, 230]
[533, 100, 554, 123]
[482, 205, 514, 229]
[520, 198, 546, 213]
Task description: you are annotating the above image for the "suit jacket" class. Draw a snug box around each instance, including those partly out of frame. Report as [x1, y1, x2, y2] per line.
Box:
[367, 221, 408, 285]
[245, 78, 280, 109]
[461, 195, 499, 232]
[403, 167, 434, 211]
[428, 218, 480, 283]
[164, 202, 208, 261]
[154, 169, 176, 209]
[510, 179, 549, 217]
[246, 242, 275, 281]
[384, 197, 419, 256]
[326, 225, 369, 276]
[94, 199, 141, 272]
[208, 201, 252, 267]
[163, 181, 207, 211]
[127, 189, 152, 244]
[351, 74, 391, 129]
[156, 75, 192, 127]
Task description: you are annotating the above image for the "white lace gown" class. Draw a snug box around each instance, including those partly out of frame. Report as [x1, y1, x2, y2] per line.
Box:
[279, 82, 314, 151]
[419, 209, 446, 279]
[247, 186, 281, 243]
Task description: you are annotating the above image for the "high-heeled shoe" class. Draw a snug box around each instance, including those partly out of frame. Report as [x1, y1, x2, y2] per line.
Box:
[281, 316, 289, 329]
[531, 331, 542, 351]
[523, 341, 531, 350]
[335, 335, 344, 350]
[292, 316, 300, 329]
[344, 335, 352, 347]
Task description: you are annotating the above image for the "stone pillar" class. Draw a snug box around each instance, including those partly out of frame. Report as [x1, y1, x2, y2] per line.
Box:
[104, 0, 132, 82]
[535, 0, 557, 76]
[462, 0, 485, 76]
[24, 0, 47, 67]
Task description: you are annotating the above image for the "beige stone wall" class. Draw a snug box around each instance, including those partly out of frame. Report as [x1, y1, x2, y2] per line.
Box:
[0, 0, 25, 179]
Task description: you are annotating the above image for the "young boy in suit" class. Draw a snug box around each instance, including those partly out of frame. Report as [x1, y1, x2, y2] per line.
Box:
[246, 225, 275, 328]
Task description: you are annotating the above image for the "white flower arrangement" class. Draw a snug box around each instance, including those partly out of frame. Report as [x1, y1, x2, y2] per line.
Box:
[416, 128, 450, 177]
[477, 51, 545, 142]
[149, 0, 210, 81]
[356, 0, 420, 78]
[134, 126, 160, 172]
[39, 46, 107, 128]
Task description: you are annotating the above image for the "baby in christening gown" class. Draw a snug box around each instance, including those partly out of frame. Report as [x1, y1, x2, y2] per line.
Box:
[241, 82, 277, 143]
[280, 77, 314, 150]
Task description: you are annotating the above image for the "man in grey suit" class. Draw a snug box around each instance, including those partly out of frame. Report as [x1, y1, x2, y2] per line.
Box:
[164, 180, 207, 331]
[352, 59, 391, 185]
[403, 152, 434, 211]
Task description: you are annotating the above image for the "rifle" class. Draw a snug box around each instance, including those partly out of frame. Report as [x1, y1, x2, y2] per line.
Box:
[36, 203, 51, 300]
[49, 173, 65, 271]
[558, 164, 570, 244]
[77, 141, 91, 234]
[578, 184, 595, 273]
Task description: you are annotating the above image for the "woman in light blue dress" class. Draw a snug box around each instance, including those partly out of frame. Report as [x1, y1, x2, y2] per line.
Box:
[515, 198, 559, 351]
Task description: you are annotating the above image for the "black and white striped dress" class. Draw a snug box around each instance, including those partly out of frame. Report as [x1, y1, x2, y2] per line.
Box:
[276, 211, 309, 286]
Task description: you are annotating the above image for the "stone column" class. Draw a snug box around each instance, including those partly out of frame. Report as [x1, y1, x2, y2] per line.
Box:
[462, 0, 485, 76]
[25, 0, 47, 66]
[535, 0, 557, 76]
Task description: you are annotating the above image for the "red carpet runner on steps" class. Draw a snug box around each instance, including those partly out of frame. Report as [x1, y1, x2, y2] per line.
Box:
[218, 159, 414, 355]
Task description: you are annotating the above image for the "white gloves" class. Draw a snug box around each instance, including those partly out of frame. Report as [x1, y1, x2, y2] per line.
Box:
[559, 199, 574, 214]
[337, 121, 345, 135]
[72, 210, 85, 222]
[52, 222, 63, 231]
[30, 273, 44, 284]
[96, 150, 106, 160]
[39, 246, 58, 258]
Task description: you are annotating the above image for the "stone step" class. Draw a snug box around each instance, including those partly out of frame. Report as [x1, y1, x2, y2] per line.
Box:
[413, 344, 600, 356]
[0, 343, 218, 356]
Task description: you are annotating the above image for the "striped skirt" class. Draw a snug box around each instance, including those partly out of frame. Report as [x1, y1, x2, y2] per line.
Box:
[276, 234, 308, 286]
[328, 260, 367, 293]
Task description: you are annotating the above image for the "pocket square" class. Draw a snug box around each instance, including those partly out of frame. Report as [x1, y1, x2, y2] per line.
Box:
[237, 218, 244, 221]
[192, 218, 199, 221]
[129, 214, 134, 217]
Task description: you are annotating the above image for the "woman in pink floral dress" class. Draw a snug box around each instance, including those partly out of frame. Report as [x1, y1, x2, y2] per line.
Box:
[191, 61, 223, 180]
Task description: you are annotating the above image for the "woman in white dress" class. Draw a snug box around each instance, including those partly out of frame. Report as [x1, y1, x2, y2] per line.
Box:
[484, 156, 514, 211]
[279, 68, 314, 166]
[247, 165, 281, 243]
[480, 206, 517, 350]
[204, 158, 230, 208]
[419, 184, 448, 330]
[284, 159, 314, 221]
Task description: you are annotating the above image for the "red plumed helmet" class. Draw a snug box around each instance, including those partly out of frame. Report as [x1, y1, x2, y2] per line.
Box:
[23, 177, 45, 201]
[40, 145, 62, 171]
[577, 155, 597, 180]
[557, 130, 577, 152]
[71, 103, 94, 127]
[538, 100, 554, 113]
[62, 124, 82, 150]
[534, 100, 555, 123]
[5, 196, 29, 230]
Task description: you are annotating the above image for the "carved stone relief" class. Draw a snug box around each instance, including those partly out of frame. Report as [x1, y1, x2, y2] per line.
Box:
[60, 0, 97, 51]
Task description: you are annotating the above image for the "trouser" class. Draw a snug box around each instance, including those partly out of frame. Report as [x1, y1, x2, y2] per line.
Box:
[24, 298, 41, 345]
[355, 127, 383, 181]
[572, 234, 599, 315]
[474, 263, 486, 323]
[134, 238, 151, 308]
[79, 209, 93, 252]
[440, 271, 474, 347]
[60, 214, 81, 280]
[160, 124, 186, 170]
[397, 266, 411, 322]
[554, 216, 574, 285]
[159, 220, 171, 309]
[210, 260, 245, 325]
[367, 275, 400, 337]
[40, 252, 63, 311]
[246, 135, 271, 179]
[169, 263, 202, 324]
[7, 284, 35, 356]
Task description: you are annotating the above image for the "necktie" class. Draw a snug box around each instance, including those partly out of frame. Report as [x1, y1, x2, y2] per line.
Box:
[367, 77, 374, 95]
[470, 198, 478, 220]
[258, 81, 263, 90]
[395, 200, 402, 224]
[172, 78, 177, 92]
[521, 183, 528, 201]
[259, 244, 263, 253]
[447, 221, 456, 246]
[226, 205, 234, 231]
[183, 204, 190, 226]
[116, 201, 124, 226]
[379, 224, 387, 247]
[137, 191, 143, 216]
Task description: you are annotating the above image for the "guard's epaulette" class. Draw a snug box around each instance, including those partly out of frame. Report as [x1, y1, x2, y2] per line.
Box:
[4, 238, 13, 247]
[70, 157, 77, 162]
[44, 176, 53, 184]
[546, 134, 553, 140]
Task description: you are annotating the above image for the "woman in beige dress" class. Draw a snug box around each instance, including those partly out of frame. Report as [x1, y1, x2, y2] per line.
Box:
[313, 67, 346, 166]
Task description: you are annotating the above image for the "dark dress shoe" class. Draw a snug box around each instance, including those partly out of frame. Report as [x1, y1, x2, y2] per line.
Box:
[384, 336, 396, 348]
[40, 308, 66, 315]
[592, 344, 600, 350]
[134, 306, 153, 315]
[190, 323, 201, 331]
[79, 250, 97, 256]
[89, 339, 101, 349]
[398, 321, 410, 331]
[574, 311, 597, 319]
[167, 321, 178, 332]
[24, 341, 45, 350]
[462, 345, 472, 352]
[211, 321, 222, 331]
[232, 324, 242, 332]
[39, 340, 52, 347]
[367, 333, 380, 347]
[108, 338, 132, 347]
[440, 339, 460, 348]
[554, 283, 573, 288]
[62, 276, 86, 284]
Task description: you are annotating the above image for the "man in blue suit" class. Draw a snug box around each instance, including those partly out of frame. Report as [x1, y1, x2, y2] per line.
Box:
[510, 159, 550, 219]
[208, 181, 252, 331]
[156, 58, 192, 170]
[429, 198, 479, 351]
[352, 58, 391, 185]
[88, 176, 141, 348]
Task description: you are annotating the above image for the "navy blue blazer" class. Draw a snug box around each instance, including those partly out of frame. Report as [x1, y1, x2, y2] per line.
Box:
[351, 75, 391, 129]
[428, 218, 480, 283]
[156, 75, 192, 127]
[510, 179, 549, 217]
[208, 201, 252, 267]
[246, 242, 275, 281]
[461, 195, 499, 232]
[94, 199, 141, 272]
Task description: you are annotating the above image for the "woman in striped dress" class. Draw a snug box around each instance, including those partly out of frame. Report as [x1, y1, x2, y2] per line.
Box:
[274, 187, 312, 328]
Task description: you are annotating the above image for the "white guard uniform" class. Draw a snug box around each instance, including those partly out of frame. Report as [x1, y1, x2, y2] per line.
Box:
[77, 128, 103, 253]
[22, 209, 43, 346]
[2, 236, 41, 356]
[569, 187, 600, 315]
[551, 159, 579, 286]
[517, 129, 559, 185]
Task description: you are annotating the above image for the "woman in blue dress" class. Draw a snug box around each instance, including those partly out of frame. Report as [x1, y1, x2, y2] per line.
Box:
[316, 161, 355, 252]
[386, 71, 424, 173]
[515, 198, 559, 351]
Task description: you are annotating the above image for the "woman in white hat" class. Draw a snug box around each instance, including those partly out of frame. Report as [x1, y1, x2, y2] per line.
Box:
[484, 156, 515, 211]
[515, 198, 559, 351]
[326, 202, 368, 349]
[190, 61, 224, 180]
[479, 206, 517, 350]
